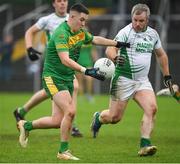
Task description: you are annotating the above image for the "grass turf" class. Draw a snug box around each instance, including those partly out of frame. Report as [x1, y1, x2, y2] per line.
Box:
[0, 92, 180, 163]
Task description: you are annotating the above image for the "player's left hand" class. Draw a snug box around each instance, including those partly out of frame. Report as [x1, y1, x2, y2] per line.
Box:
[85, 68, 105, 81]
[164, 75, 180, 103]
[173, 91, 180, 103]
[114, 55, 125, 66]
[27, 47, 42, 61]
[163, 75, 172, 88]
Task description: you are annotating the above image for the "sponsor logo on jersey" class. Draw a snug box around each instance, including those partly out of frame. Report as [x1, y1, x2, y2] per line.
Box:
[68, 32, 85, 46]
[136, 42, 153, 53]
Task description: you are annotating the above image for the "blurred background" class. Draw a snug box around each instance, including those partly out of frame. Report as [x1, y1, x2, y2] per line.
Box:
[0, 0, 179, 94]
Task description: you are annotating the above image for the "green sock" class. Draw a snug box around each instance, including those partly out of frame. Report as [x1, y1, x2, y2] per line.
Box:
[140, 138, 151, 147]
[24, 121, 33, 131]
[72, 121, 76, 128]
[18, 107, 27, 117]
[59, 141, 68, 153]
[95, 113, 102, 126]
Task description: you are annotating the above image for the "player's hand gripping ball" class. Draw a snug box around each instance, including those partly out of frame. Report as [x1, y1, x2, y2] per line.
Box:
[94, 58, 115, 79]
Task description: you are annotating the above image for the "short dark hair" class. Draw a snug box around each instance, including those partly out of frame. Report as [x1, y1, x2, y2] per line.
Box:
[70, 3, 89, 15]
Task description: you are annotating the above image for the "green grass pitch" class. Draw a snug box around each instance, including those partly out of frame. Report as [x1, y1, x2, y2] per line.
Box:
[0, 92, 180, 163]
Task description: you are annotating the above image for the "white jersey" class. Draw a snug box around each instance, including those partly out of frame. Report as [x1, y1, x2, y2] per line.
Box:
[114, 23, 162, 81]
[35, 13, 69, 41]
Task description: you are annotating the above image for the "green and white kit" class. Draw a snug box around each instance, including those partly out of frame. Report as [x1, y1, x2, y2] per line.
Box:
[111, 23, 162, 100]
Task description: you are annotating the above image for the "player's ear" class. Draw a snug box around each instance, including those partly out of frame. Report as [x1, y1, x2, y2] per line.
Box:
[52, 0, 55, 8]
[146, 15, 149, 23]
[70, 12, 75, 19]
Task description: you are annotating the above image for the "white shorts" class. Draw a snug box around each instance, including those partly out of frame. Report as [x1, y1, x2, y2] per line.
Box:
[110, 76, 153, 101]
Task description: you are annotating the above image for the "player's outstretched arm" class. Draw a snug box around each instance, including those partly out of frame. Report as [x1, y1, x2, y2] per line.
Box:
[59, 51, 105, 81]
[92, 36, 130, 48]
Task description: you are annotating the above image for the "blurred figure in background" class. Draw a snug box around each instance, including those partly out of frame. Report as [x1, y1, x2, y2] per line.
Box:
[0, 34, 14, 81]
[76, 42, 98, 102]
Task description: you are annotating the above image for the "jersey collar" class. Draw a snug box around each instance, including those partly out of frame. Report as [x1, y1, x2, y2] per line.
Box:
[64, 21, 82, 35]
[55, 12, 67, 18]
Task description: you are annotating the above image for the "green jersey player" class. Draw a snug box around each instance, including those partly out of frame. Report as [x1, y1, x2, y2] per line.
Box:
[17, 3, 130, 160]
[13, 0, 83, 137]
[91, 3, 174, 157]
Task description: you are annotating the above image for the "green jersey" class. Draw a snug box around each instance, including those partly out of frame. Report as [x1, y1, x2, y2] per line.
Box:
[43, 21, 93, 81]
[77, 43, 94, 67]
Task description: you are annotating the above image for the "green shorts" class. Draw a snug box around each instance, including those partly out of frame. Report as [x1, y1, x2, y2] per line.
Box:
[42, 76, 74, 98]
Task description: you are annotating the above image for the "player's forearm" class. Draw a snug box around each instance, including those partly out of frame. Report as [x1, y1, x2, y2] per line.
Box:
[61, 57, 84, 73]
[105, 46, 118, 62]
[158, 54, 170, 76]
[93, 36, 117, 46]
[25, 25, 40, 49]
[25, 30, 34, 49]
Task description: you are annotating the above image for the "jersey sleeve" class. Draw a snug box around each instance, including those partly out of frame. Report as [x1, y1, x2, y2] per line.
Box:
[54, 30, 69, 52]
[84, 30, 93, 44]
[35, 15, 49, 30]
[114, 27, 128, 42]
[154, 31, 162, 49]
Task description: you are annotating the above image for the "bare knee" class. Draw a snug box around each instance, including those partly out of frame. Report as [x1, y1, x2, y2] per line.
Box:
[145, 104, 157, 118]
[66, 110, 76, 121]
[150, 104, 157, 116]
[111, 115, 121, 124]
[52, 116, 61, 128]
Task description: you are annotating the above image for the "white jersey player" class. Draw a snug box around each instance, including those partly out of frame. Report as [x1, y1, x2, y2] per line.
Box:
[35, 12, 68, 42]
[91, 3, 174, 157]
[107, 23, 162, 101]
